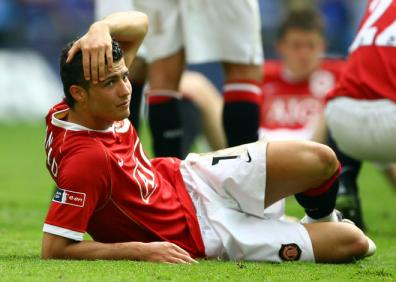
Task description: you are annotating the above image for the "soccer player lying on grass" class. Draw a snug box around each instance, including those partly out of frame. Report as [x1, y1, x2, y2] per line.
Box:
[42, 11, 375, 263]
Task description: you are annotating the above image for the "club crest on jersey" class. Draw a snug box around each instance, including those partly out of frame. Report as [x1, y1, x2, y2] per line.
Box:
[278, 243, 302, 261]
[53, 187, 86, 208]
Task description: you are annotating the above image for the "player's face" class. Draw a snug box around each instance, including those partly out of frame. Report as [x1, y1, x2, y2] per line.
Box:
[277, 29, 325, 80]
[84, 58, 132, 128]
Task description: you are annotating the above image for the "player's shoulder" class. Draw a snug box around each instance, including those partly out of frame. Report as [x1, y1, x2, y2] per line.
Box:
[264, 59, 282, 75]
[319, 58, 347, 75]
[263, 60, 283, 81]
[58, 139, 109, 186]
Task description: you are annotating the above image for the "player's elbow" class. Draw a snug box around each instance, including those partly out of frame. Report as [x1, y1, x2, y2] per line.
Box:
[133, 11, 149, 37]
[41, 232, 72, 260]
[41, 244, 60, 260]
[41, 241, 62, 260]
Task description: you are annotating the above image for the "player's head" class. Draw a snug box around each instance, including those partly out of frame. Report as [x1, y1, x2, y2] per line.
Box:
[60, 40, 132, 127]
[276, 9, 326, 79]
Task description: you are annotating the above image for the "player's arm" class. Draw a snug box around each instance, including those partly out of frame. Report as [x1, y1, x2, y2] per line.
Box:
[311, 112, 328, 144]
[42, 232, 197, 264]
[67, 11, 148, 83]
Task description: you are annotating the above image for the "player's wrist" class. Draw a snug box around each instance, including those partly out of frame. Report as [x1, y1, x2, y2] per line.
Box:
[127, 241, 147, 261]
[89, 21, 110, 36]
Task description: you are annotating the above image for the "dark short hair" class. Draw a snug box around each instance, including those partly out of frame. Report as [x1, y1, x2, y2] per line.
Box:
[277, 9, 325, 40]
[60, 40, 124, 108]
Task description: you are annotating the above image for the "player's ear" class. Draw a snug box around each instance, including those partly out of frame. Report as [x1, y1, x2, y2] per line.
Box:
[69, 85, 88, 104]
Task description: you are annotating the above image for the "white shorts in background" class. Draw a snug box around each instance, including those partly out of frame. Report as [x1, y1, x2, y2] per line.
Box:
[180, 141, 315, 262]
[94, 0, 134, 20]
[134, 0, 263, 64]
[94, 0, 147, 58]
[326, 97, 396, 162]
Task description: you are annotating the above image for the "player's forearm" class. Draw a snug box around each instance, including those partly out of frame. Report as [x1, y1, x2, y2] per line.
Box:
[42, 233, 197, 263]
[62, 241, 146, 260]
[95, 11, 148, 44]
[42, 232, 146, 260]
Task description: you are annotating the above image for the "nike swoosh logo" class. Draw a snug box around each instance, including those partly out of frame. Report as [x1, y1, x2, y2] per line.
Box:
[246, 150, 252, 163]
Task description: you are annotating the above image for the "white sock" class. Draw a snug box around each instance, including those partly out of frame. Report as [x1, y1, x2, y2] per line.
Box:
[301, 210, 339, 224]
[365, 236, 376, 257]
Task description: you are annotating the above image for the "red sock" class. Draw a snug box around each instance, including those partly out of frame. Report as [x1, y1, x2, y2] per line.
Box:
[304, 163, 342, 197]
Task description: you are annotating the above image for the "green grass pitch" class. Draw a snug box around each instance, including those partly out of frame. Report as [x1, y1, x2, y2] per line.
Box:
[0, 122, 395, 281]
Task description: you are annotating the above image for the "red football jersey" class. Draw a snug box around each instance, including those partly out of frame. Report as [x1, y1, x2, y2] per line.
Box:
[260, 59, 345, 139]
[43, 101, 205, 258]
[327, 0, 396, 102]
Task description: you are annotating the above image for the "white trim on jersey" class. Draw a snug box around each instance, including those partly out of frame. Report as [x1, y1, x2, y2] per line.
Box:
[223, 83, 262, 95]
[43, 223, 84, 241]
[51, 108, 131, 133]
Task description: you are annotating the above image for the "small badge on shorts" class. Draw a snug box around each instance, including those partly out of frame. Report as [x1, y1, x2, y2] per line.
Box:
[278, 243, 302, 261]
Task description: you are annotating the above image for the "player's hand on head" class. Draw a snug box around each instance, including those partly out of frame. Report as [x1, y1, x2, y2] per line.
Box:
[66, 22, 113, 84]
[142, 242, 198, 264]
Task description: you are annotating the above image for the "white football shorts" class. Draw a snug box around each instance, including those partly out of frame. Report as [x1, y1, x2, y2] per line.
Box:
[326, 97, 396, 162]
[94, 0, 147, 58]
[134, 0, 263, 64]
[180, 140, 315, 262]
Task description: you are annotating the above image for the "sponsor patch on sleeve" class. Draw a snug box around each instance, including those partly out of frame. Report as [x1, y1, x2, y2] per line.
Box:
[53, 187, 86, 208]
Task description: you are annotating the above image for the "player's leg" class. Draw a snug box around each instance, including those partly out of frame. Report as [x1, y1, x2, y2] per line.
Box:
[179, 98, 200, 156]
[222, 63, 263, 146]
[311, 111, 366, 228]
[265, 141, 338, 204]
[183, 139, 340, 221]
[304, 222, 372, 262]
[180, 0, 263, 146]
[134, 0, 186, 158]
[184, 183, 373, 262]
[128, 57, 147, 131]
[265, 140, 342, 222]
[147, 50, 185, 158]
[326, 97, 396, 161]
[180, 71, 226, 150]
[327, 134, 366, 230]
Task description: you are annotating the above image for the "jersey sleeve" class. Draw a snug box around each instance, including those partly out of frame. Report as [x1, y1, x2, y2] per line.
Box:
[43, 144, 111, 241]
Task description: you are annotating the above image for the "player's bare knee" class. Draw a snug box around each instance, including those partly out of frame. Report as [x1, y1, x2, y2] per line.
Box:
[353, 236, 369, 259]
[349, 230, 369, 259]
[341, 225, 368, 260]
[311, 143, 339, 179]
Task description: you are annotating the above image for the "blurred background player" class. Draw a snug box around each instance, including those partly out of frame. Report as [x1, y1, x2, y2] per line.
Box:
[259, 7, 396, 230]
[258, 8, 347, 221]
[134, 0, 264, 158]
[325, 0, 396, 222]
[259, 8, 345, 142]
[94, 0, 226, 153]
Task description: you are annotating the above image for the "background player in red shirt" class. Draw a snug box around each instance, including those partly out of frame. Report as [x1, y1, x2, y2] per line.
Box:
[260, 9, 345, 142]
[42, 11, 375, 263]
[258, 8, 348, 222]
[326, 0, 396, 224]
[260, 8, 396, 230]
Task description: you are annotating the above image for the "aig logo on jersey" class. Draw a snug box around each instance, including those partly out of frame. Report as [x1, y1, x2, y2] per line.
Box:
[53, 187, 86, 208]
